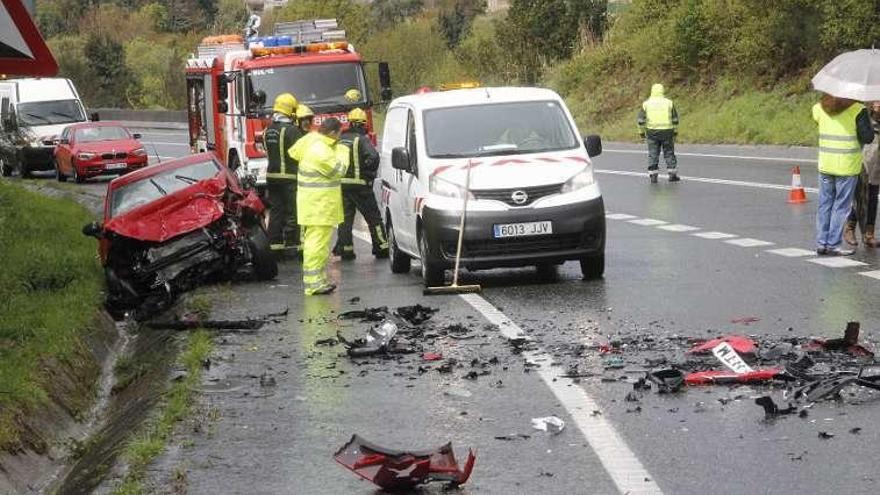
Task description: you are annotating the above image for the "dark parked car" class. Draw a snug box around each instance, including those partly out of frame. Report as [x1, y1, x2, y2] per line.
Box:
[83, 153, 277, 318]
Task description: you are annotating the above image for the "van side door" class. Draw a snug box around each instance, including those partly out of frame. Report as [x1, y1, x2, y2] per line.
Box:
[397, 109, 421, 249]
[380, 106, 413, 251]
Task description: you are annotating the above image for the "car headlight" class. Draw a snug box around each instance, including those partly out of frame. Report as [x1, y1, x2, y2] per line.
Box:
[560, 168, 595, 193]
[132, 147, 146, 157]
[430, 175, 474, 199]
[77, 151, 97, 160]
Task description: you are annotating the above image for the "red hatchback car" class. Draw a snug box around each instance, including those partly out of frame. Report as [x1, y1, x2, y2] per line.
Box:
[54, 122, 148, 183]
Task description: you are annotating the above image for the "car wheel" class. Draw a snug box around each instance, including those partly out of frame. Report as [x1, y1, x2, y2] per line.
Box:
[72, 163, 84, 183]
[419, 230, 444, 287]
[387, 220, 411, 274]
[536, 263, 558, 281]
[580, 254, 604, 280]
[17, 158, 31, 178]
[55, 162, 67, 182]
[247, 227, 278, 280]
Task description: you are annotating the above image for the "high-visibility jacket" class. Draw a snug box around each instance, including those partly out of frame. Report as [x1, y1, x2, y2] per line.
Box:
[639, 84, 677, 131]
[813, 102, 866, 176]
[291, 132, 350, 226]
[263, 115, 302, 181]
[339, 128, 380, 186]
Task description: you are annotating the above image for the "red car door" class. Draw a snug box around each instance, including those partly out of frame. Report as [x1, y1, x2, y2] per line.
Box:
[56, 128, 73, 175]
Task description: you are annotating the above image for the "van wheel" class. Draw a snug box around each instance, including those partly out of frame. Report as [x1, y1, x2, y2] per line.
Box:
[17, 159, 31, 178]
[387, 221, 411, 274]
[536, 263, 558, 281]
[0, 157, 11, 177]
[580, 254, 604, 280]
[419, 231, 444, 287]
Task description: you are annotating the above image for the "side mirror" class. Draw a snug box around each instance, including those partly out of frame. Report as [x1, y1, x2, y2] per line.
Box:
[378, 62, 392, 101]
[251, 90, 267, 109]
[59, 138, 69, 145]
[217, 101, 229, 114]
[391, 147, 411, 173]
[132, 133, 142, 139]
[82, 222, 103, 238]
[89, 112, 100, 122]
[584, 134, 602, 158]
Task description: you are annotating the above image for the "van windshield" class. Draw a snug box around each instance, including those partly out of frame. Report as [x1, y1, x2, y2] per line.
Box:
[423, 101, 579, 158]
[17, 100, 85, 126]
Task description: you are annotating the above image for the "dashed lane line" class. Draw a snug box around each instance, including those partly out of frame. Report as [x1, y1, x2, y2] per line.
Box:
[692, 231, 737, 240]
[724, 238, 775, 248]
[351, 229, 663, 495]
[807, 257, 868, 268]
[766, 247, 817, 258]
[859, 270, 880, 280]
[602, 148, 817, 164]
[628, 218, 668, 226]
[657, 224, 699, 232]
[459, 294, 663, 495]
[606, 213, 638, 220]
[595, 169, 819, 194]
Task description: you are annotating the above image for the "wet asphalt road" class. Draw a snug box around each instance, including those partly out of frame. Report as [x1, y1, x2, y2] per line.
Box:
[21, 129, 880, 494]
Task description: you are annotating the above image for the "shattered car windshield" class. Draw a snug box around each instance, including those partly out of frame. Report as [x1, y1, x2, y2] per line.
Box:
[110, 160, 221, 217]
[17, 100, 85, 126]
[75, 126, 130, 143]
[423, 101, 579, 158]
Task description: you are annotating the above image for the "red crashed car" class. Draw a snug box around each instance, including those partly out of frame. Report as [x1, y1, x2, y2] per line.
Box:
[82, 153, 277, 318]
[54, 122, 148, 183]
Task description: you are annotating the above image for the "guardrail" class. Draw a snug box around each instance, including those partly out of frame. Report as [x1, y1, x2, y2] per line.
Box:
[89, 108, 188, 130]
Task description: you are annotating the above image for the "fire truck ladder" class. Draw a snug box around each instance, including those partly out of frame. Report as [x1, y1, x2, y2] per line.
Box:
[273, 19, 347, 45]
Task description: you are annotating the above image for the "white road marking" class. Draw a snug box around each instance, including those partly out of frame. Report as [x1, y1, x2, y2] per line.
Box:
[724, 238, 775, 247]
[766, 247, 817, 257]
[628, 218, 668, 226]
[606, 213, 638, 220]
[859, 270, 880, 280]
[595, 169, 819, 194]
[657, 224, 699, 232]
[351, 229, 662, 494]
[693, 231, 737, 240]
[459, 293, 662, 495]
[603, 148, 817, 164]
[807, 257, 868, 268]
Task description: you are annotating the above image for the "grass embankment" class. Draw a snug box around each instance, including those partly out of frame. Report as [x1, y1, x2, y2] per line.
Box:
[0, 180, 103, 449]
[113, 330, 213, 495]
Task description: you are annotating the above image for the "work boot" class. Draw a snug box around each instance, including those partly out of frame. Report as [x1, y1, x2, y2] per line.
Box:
[649, 173, 658, 184]
[373, 248, 389, 259]
[843, 220, 858, 246]
[828, 247, 855, 256]
[668, 171, 680, 182]
[312, 284, 337, 295]
[865, 225, 877, 248]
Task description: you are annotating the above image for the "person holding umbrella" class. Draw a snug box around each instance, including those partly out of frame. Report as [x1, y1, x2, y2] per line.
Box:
[844, 100, 880, 247]
[811, 49, 879, 255]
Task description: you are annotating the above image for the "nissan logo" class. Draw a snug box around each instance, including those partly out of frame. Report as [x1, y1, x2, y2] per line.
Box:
[511, 190, 528, 205]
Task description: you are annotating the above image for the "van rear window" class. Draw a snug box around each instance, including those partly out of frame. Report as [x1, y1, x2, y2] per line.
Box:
[423, 101, 578, 158]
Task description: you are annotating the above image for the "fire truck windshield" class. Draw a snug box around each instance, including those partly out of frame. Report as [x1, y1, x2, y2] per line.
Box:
[246, 63, 367, 112]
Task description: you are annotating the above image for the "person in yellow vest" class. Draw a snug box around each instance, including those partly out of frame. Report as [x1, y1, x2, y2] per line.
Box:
[289, 117, 350, 295]
[263, 93, 302, 253]
[637, 83, 680, 183]
[813, 94, 874, 256]
[844, 101, 880, 247]
[333, 108, 388, 260]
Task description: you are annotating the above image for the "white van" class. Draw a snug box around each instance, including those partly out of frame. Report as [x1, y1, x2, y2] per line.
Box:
[376, 87, 605, 286]
[0, 78, 90, 177]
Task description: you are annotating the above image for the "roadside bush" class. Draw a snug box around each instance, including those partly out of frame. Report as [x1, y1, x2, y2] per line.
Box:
[0, 183, 102, 448]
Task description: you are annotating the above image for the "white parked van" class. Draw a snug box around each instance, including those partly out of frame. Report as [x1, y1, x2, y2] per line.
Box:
[376, 87, 605, 286]
[0, 78, 90, 177]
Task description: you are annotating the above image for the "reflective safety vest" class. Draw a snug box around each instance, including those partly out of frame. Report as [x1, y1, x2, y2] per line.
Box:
[813, 102, 865, 176]
[290, 132, 350, 226]
[340, 134, 364, 185]
[642, 96, 675, 130]
[264, 119, 302, 181]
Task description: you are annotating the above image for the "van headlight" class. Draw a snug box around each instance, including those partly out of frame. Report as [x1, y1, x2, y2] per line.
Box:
[560, 168, 594, 193]
[430, 176, 474, 199]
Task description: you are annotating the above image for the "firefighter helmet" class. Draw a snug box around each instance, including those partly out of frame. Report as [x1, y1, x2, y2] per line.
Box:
[273, 93, 298, 116]
[296, 104, 314, 119]
[348, 108, 367, 123]
[344, 88, 362, 102]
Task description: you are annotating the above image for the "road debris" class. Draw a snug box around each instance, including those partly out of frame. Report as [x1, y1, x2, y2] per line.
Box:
[334, 434, 475, 489]
[145, 309, 289, 331]
[531, 416, 565, 434]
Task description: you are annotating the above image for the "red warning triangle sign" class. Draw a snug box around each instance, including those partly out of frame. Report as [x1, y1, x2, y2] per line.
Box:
[0, 0, 58, 76]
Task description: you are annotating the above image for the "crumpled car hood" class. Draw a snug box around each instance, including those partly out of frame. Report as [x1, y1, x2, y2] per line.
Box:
[104, 176, 227, 243]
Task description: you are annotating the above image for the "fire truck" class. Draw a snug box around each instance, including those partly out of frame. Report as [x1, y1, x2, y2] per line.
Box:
[184, 19, 392, 187]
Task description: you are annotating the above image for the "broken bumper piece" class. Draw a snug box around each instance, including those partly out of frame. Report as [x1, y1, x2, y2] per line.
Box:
[334, 434, 475, 490]
[685, 368, 783, 385]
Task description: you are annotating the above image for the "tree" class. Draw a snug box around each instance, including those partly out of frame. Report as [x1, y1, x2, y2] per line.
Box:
[372, 0, 424, 31]
[83, 34, 135, 108]
[437, 0, 486, 48]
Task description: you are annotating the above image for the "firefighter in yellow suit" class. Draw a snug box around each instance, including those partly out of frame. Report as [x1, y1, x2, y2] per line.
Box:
[288, 117, 350, 295]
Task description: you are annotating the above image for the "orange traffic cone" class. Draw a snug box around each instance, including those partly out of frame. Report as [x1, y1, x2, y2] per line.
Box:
[787, 166, 808, 204]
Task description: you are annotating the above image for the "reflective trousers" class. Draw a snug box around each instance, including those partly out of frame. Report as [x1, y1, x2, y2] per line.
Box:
[301, 225, 334, 295]
[334, 185, 388, 255]
[266, 180, 299, 250]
